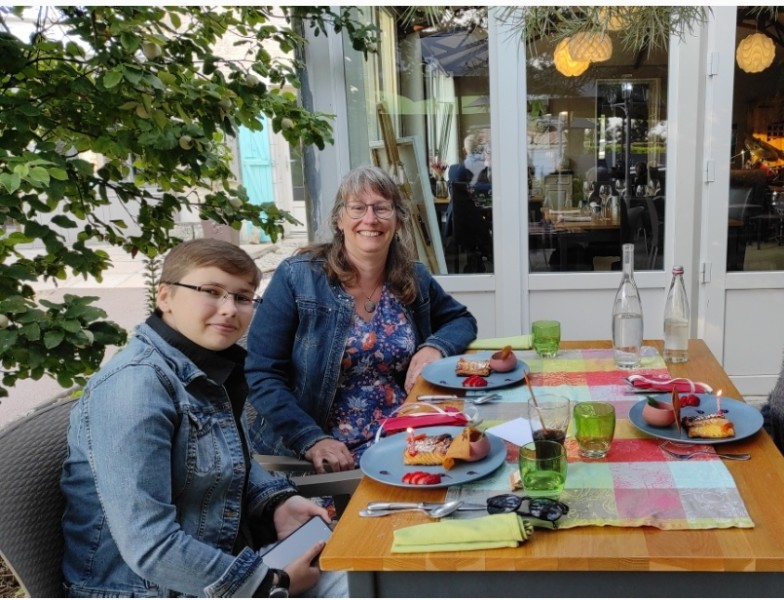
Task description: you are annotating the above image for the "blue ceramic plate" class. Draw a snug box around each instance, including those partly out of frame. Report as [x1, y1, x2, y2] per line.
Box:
[421, 352, 530, 391]
[360, 426, 507, 489]
[628, 394, 764, 445]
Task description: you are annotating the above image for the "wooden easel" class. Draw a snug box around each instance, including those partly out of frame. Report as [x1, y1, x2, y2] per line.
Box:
[376, 102, 440, 273]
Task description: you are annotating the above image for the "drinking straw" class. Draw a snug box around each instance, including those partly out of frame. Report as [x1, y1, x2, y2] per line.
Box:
[525, 374, 548, 432]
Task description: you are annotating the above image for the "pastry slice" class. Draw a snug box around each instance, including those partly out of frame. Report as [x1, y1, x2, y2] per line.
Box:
[403, 432, 453, 465]
[455, 357, 491, 377]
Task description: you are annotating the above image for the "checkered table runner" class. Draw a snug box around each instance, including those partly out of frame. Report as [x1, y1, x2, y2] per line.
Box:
[445, 346, 754, 530]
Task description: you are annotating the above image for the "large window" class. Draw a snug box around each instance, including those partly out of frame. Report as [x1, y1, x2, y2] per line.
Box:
[727, 7, 784, 272]
[526, 29, 669, 272]
[344, 8, 491, 275]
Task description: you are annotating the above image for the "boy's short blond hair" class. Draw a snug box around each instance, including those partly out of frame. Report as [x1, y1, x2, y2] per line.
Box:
[160, 239, 262, 289]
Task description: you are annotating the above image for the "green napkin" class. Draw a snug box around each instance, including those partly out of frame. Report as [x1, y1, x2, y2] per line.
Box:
[391, 513, 531, 553]
[468, 335, 532, 350]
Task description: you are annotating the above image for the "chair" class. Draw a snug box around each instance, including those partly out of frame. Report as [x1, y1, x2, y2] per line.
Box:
[0, 395, 76, 598]
[450, 182, 492, 273]
[253, 455, 361, 518]
[762, 349, 784, 455]
[246, 404, 361, 518]
[644, 196, 662, 269]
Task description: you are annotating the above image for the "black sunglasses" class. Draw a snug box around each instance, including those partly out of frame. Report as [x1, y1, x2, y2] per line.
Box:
[486, 494, 569, 527]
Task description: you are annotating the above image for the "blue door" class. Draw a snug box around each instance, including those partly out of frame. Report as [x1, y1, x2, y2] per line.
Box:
[239, 118, 274, 242]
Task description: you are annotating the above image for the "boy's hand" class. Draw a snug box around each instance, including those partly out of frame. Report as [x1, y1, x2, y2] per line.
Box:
[284, 541, 326, 596]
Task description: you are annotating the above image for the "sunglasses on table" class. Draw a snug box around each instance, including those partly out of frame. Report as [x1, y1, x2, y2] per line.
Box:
[486, 494, 569, 526]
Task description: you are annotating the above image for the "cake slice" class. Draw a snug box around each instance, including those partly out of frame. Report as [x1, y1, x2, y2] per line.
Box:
[403, 432, 453, 465]
[681, 414, 736, 439]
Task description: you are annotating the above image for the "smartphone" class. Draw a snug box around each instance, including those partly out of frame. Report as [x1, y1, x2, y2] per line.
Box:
[260, 515, 333, 569]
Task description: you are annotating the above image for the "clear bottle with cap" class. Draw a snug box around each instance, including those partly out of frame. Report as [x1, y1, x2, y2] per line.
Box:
[663, 265, 689, 363]
[612, 243, 644, 368]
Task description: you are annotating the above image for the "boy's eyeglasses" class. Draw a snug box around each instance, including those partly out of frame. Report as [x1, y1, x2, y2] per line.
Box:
[345, 201, 395, 220]
[164, 282, 261, 311]
[486, 494, 569, 523]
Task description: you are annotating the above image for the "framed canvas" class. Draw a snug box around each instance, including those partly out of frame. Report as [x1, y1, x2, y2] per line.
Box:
[370, 121, 447, 274]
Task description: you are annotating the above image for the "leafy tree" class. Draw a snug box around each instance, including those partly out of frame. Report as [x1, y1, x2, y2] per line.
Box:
[0, 6, 377, 398]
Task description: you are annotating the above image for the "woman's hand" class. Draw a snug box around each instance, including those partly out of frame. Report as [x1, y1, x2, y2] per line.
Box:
[304, 438, 355, 473]
[405, 346, 444, 392]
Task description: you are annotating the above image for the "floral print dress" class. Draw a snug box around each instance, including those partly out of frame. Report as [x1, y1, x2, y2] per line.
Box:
[326, 285, 415, 461]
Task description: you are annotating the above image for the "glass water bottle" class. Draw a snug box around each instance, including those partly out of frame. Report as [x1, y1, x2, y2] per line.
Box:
[612, 243, 644, 369]
[663, 265, 689, 363]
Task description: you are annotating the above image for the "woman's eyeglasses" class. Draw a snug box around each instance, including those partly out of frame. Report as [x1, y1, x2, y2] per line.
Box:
[486, 494, 569, 523]
[164, 282, 261, 312]
[345, 201, 395, 220]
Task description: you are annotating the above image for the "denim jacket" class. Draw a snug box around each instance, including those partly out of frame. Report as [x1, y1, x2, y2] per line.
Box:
[245, 256, 477, 457]
[61, 323, 294, 597]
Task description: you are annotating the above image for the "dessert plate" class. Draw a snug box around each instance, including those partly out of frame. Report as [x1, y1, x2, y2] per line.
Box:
[360, 426, 507, 489]
[628, 394, 764, 445]
[421, 352, 529, 391]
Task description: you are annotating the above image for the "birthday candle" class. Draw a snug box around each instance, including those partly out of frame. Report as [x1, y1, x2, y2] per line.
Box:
[716, 390, 722, 415]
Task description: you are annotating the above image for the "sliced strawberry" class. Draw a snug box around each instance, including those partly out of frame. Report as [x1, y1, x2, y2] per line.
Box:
[412, 472, 430, 485]
[423, 473, 442, 485]
[401, 472, 413, 484]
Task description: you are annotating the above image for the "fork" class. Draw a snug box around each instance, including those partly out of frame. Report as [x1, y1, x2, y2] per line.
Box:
[659, 443, 750, 461]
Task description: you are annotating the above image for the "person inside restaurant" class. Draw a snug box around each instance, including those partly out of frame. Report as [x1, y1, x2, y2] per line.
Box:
[60, 239, 340, 597]
[246, 165, 477, 474]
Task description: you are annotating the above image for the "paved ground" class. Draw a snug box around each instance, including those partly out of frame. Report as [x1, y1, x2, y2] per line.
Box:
[0, 236, 306, 428]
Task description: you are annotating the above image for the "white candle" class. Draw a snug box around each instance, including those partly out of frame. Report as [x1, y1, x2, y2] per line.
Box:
[406, 427, 414, 444]
[716, 390, 722, 415]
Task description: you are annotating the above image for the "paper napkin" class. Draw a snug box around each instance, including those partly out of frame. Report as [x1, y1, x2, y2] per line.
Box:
[391, 513, 530, 553]
[468, 335, 532, 350]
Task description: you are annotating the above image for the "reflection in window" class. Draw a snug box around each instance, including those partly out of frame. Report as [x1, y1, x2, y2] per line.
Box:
[346, 8, 492, 274]
[526, 29, 668, 272]
[727, 8, 784, 272]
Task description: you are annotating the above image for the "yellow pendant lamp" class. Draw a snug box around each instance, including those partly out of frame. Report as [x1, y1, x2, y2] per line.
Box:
[736, 32, 776, 73]
[568, 32, 613, 63]
[553, 38, 590, 77]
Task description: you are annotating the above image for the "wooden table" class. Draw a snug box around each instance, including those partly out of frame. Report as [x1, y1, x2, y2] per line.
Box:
[320, 340, 784, 597]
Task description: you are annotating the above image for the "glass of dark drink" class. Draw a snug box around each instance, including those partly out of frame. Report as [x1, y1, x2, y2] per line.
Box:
[526, 394, 571, 447]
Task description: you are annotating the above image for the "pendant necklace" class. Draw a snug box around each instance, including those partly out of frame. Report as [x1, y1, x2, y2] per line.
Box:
[362, 280, 383, 313]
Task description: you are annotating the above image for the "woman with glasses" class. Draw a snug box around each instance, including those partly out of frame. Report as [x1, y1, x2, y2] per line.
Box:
[246, 165, 477, 474]
[61, 239, 342, 597]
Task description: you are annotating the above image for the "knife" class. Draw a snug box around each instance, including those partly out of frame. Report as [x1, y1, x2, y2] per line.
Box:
[416, 395, 461, 402]
[366, 501, 486, 512]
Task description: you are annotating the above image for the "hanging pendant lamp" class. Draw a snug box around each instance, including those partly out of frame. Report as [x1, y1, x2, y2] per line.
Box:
[553, 38, 590, 77]
[568, 32, 613, 63]
[736, 32, 776, 73]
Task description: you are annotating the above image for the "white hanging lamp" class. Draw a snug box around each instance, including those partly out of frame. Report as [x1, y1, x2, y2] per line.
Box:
[568, 32, 613, 63]
[736, 32, 776, 73]
[553, 38, 590, 77]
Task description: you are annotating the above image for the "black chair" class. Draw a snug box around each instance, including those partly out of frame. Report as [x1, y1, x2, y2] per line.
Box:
[450, 182, 492, 273]
[728, 186, 761, 270]
[644, 196, 664, 269]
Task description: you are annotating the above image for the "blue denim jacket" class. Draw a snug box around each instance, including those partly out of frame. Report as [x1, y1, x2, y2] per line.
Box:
[61, 323, 294, 597]
[245, 256, 478, 457]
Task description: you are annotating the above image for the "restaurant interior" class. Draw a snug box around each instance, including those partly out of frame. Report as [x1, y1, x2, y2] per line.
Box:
[404, 7, 784, 275]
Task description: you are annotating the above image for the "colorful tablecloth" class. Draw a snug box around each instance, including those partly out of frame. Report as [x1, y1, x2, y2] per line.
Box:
[445, 346, 754, 530]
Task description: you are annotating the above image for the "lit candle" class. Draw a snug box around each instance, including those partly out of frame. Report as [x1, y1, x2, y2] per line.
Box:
[406, 427, 414, 444]
[716, 390, 722, 415]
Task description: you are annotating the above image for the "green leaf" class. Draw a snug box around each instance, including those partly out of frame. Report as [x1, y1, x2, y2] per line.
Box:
[103, 68, 124, 89]
[49, 167, 69, 181]
[44, 329, 65, 349]
[0, 173, 21, 193]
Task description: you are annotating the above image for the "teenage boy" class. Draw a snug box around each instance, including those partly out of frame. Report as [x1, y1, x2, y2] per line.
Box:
[61, 239, 342, 597]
